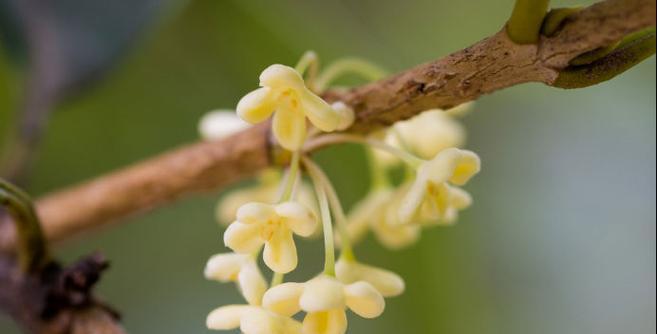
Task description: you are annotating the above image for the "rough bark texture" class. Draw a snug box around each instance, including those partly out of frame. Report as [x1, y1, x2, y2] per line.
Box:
[333, 0, 656, 132]
[0, 0, 654, 253]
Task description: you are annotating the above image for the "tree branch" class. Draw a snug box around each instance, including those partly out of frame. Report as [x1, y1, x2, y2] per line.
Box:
[0, 0, 654, 252]
[0, 253, 126, 334]
[1, 179, 124, 333]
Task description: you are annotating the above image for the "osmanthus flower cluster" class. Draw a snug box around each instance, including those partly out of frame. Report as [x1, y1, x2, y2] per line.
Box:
[200, 52, 481, 333]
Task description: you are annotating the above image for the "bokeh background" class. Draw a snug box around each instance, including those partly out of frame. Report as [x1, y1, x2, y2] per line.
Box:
[0, 0, 655, 333]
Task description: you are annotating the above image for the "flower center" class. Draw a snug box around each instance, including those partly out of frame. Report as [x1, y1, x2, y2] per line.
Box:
[279, 89, 300, 109]
[260, 218, 283, 241]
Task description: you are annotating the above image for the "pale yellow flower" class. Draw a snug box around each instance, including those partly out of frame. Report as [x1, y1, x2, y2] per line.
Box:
[206, 305, 302, 334]
[263, 275, 385, 334]
[418, 184, 472, 225]
[198, 110, 251, 140]
[344, 188, 420, 250]
[216, 170, 318, 228]
[398, 148, 480, 225]
[236, 64, 343, 150]
[368, 130, 401, 169]
[224, 201, 317, 273]
[204, 253, 267, 306]
[216, 183, 278, 226]
[335, 258, 405, 297]
[369, 106, 468, 168]
[392, 110, 465, 160]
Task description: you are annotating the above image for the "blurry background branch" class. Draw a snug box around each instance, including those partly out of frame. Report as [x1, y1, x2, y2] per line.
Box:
[0, 0, 177, 184]
[0, 0, 178, 331]
[0, 0, 654, 253]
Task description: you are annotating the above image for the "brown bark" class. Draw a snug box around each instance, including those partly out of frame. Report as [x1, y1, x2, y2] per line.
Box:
[333, 0, 656, 132]
[0, 123, 272, 250]
[0, 0, 654, 251]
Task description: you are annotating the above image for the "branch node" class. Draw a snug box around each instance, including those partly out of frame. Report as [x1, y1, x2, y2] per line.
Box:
[41, 252, 114, 319]
[554, 27, 656, 89]
[541, 7, 583, 37]
[507, 0, 551, 44]
[0, 178, 50, 272]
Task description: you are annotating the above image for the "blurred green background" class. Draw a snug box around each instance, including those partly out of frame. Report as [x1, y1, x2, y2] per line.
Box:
[0, 0, 655, 333]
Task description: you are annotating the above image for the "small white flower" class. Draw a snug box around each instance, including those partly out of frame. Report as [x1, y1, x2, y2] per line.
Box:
[263, 275, 385, 334]
[335, 258, 405, 297]
[206, 305, 302, 333]
[236, 64, 345, 150]
[398, 148, 480, 225]
[224, 201, 318, 273]
[199, 110, 251, 140]
[204, 253, 268, 306]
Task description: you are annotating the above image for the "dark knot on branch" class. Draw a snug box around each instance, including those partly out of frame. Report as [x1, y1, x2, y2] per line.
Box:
[41, 252, 116, 320]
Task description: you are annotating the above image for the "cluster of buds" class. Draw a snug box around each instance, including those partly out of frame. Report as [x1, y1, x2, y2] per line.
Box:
[199, 52, 481, 333]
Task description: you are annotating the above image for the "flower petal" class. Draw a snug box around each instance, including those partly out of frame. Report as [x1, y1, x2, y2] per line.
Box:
[424, 182, 451, 219]
[331, 101, 355, 131]
[393, 110, 465, 159]
[206, 305, 253, 330]
[336, 260, 405, 297]
[449, 149, 480, 185]
[276, 201, 317, 237]
[238, 260, 268, 306]
[298, 88, 340, 132]
[262, 282, 304, 316]
[240, 308, 302, 334]
[236, 202, 276, 225]
[263, 229, 298, 273]
[259, 64, 305, 91]
[272, 99, 307, 151]
[236, 87, 276, 123]
[344, 282, 385, 318]
[423, 148, 480, 185]
[430, 186, 472, 225]
[449, 185, 472, 209]
[283, 317, 304, 334]
[216, 185, 278, 226]
[445, 101, 475, 117]
[303, 310, 348, 334]
[372, 218, 420, 250]
[204, 253, 246, 282]
[224, 222, 265, 254]
[199, 110, 251, 141]
[371, 130, 402, 168]
[397, 177, 428, 225]
[300, 276, 346, 312]
[239, 308, 278, 334]
[344, 190, 392, 245]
